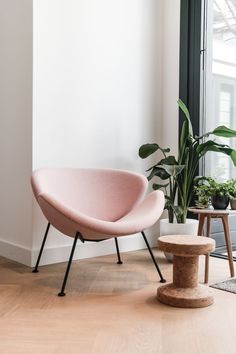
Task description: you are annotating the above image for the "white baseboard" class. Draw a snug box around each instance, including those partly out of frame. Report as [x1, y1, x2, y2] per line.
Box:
[0, 233, 158, 267]
[0, 238, 31, 266]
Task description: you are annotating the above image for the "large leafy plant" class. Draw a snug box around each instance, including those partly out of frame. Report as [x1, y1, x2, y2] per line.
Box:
[139, 100, 236, 223]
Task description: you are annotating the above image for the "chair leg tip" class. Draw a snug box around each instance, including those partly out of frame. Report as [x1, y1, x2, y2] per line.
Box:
[117, 261, 123, 264]
[160, 279, 166, 283]
[58, 292, 66, 297]
[32, 269, 39, 273]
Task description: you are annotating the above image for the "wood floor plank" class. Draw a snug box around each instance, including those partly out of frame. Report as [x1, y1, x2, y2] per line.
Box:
[0, 249, 235, 353]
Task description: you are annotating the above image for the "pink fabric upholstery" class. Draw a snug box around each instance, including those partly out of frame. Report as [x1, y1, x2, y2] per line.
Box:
[31, 168, 164, 239]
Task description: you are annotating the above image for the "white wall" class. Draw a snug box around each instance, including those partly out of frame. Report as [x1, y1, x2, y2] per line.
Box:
[158, 0, 180, 221]
[0, 0, 180, 266]
[161, 0, 180, 155]
[33, 0, 163, 170]
[31, 0, 165, 266]
[0, 0, 33, 264]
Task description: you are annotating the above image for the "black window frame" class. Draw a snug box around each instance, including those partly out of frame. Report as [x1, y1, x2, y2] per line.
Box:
[179, 0, 203, 137]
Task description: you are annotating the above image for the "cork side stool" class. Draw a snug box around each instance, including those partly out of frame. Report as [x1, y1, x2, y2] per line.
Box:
[157, 235, 215, 308]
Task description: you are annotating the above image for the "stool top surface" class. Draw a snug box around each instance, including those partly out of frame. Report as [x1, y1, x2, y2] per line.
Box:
[158, 235, 215, 256]
[188, 207, 236, 215]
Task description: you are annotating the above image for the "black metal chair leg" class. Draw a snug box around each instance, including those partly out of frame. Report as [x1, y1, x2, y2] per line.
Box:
[141, 231, 166, 283]
[32, 223, 51, 273]
[114, 237, 123, 264]
[58, 232, 79, 297]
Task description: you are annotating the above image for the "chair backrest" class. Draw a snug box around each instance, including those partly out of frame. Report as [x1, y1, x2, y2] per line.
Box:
[31, 168, 148, 221]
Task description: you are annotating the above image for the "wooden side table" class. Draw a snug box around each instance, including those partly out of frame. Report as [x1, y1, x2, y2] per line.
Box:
[189, 208, 236, 283]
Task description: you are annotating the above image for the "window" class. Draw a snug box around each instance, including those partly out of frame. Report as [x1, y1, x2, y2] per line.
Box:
[180, 0, 236, 253]
[180, 0, 236, 180]
[203, 0, 236, 180]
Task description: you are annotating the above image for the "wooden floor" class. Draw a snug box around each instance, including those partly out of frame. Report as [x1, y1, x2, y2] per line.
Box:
[0, 249, 235, 354]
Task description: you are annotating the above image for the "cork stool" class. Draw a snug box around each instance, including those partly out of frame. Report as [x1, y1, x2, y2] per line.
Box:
[157, 235, 215, 308]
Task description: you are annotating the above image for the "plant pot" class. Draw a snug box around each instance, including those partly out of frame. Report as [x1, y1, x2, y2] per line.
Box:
[159, 218, 199, 262]
[230, 199, 236, 210]
[195, 201, 209, 209]
[211, 195, 229, 210]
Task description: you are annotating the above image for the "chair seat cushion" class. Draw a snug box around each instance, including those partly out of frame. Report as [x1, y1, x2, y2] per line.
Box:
[38, 190, 164, 239]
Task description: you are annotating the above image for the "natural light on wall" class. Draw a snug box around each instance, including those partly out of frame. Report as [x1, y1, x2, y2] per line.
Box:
[204, 0, 236, 180]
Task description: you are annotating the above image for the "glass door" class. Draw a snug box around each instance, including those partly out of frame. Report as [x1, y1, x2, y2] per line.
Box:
[203, 0, 236, 180]
[202, 0, 236, 252]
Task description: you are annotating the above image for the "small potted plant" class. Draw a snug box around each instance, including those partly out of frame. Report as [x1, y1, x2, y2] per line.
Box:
[228, 179, 236, 210]
[209, 179, 231, 210]
[193, 177, 211, 209]
[195, 177, 231, 210]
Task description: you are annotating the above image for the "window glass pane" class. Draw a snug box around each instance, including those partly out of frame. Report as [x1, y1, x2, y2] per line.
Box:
[204, 0, 236, 180]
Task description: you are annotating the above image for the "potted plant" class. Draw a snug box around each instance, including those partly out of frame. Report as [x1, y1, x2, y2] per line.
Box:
[194, 177, 231, 210]
[228, 179, 236, 210]
[139, 99, 236, 245]
[209, 179, 231, 210]
[193, 177, 212, 209]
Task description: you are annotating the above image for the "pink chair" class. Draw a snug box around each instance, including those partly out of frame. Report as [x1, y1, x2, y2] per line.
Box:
[31, 168, 166, 296]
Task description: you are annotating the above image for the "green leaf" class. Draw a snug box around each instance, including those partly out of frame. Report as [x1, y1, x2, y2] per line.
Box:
[158, 164, 185, 177]
[212, 125, 236, 138]
[197, 140, 227, 154]
[164, 197, 174, 210]
[194, 176, 211, 185]
[160, 156, 178, 165]
[231, 150, 236, 165]
[178, 100, 194, 163]
[147, 166, 170, 181]
[172, 206, 185, 223]
[178, 99, 193, 137]
[146, 156, 178, 179]
[152, 183, 169, 190]
[139, 144, 159, 158]
[139, 143, 171, 159]
[146, 164, 156, 172]
[165, 195, 172, 201]
[197, 140, 236, 166]
[178, 99, 190, 121]
[179, 120, 188, 152]
[159, 147, 171, 154]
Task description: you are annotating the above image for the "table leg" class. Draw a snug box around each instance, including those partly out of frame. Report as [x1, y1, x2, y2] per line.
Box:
[221, 215, 235, 278]
[204, 215, 212, 284]
[198, 214, 205, 236]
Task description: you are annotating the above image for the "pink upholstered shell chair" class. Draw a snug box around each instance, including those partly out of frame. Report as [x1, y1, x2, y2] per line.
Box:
[31, 168, 166, 296]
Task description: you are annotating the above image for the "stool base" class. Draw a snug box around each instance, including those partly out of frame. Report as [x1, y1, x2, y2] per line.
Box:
[157, 283, 214, 308]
